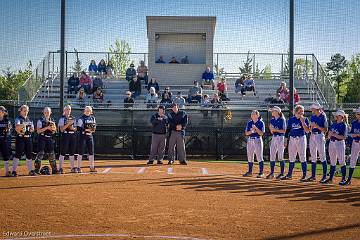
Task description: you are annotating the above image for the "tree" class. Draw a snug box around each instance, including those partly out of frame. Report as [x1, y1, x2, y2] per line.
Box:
[239, 51, 253, 75]
[0, 63, 32, 100]
[109, 39, 132, 77]
[214, 64, 225, 77]
[294, 58, 312, 80]
[263, 64, 272, 80]
[343, 53, 360, 103]
[326, 53, 347, 102]
[72, 48, 84, 75]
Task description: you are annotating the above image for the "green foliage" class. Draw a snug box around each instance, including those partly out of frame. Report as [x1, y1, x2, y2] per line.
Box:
[239, 51, 253, 74]
[294, 58, 312, 79]
[326, 53, 347, 102]
[263, 64, 272, 80]
[109, 39, 132, 77]
[253, 63, 262, 79]
[214, 64, 225, 77]
[343, 54, 360, 103]
[72, 48, 84, 75]
[0, 62, 32, 100]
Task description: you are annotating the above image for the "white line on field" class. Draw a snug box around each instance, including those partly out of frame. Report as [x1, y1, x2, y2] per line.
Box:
[102, 168, 111, 174]
[168, 167, 174, 175]
[137, 167, 145, 174]
[201, 168, 208, 175]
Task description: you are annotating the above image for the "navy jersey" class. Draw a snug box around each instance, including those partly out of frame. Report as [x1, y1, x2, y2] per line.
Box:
[37, 117, 56, 136]
[15, 116, 34, 136]
[58, 115, 77, 132]
[310, 112, 328, 134]
[287, 116, 310, 137]
[77, 115, 96, 133]
[350, 120, 360, 141]
[329, 122, 347, 141]
[270, 117, 286, 136]
[0, 118, 11, 138]
[245, 118, 265, 138]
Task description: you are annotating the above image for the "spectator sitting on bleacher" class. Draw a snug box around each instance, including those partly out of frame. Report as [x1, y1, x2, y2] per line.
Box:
[241, 75, 256, 96]
[147, 78, 160, 94]
[201, 94, 211, 108]
[137, 60, 149, 85]
[265, 93, 285, 105]
[277, 81, 289, 102]
[106, 60, 114, 78]
[126, 63, 137, 82]
[79, 71, 93, 94]
[92, 73, 104, 93]
[88, 60, 97, 74]
[286, 88, 300, 104]
[77, 87, 87, 108]
[181, 56, 189, 64]
[188, 80, 202, 104]
[97, 59, 107, 76]
[67, 73, 80, 96]
[235, 75, 246, 94]
[161, 87, 173, 100]
[201, 66, 215, 90]
[160, 92, 173, 108]
[156, 56, 165, 63]
[169, 57, 179, 64]
[93, 87, 104, 104]
[146, 87, 158, 108]
[129, 77, 141, 99]
[124, 91, 134, 108]
[173, 92, 186, 109]
[211, 93, 223, 108]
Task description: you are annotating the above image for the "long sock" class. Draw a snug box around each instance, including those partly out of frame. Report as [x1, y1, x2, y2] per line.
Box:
[248, 162, 253, 173]
[329, 165, 336, 180]
[69, 156, 75, 169]
[259, 161, 264, 174]
[59, 155, 65, 169]
[301, 162, 307, 177]
[26, 159, 32, 171]
[4, 161, 9, 174]
[321, 161, 327, 180]
[348, 168, 355, 180]
[340, 165, 347, 181]
[311, 162, 316, 178]
[270, 161, 275, 174]
[280, 161, 285, 175]
[77, 155, 82, 168]
[89, 155, 95, 169]
[288, 162, 295, 176]
[12, 158, 19, 172]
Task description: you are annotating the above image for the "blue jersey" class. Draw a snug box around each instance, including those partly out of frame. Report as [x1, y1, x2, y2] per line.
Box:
[245, 118, 265, 138]
[270, 117, 286, 136]
[350, 120, 360, 141]
[15, 116, 34, 136]
[287, 116, 310, 137]
[329, 122, 347, 141]
[0, 118, 11, 138]
[310, 112, 328, 134]
[77, 115, 96, 134]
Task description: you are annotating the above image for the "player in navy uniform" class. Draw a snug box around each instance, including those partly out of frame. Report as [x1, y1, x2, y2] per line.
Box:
[77, 106, 97, 173]
[268, 106, 286, 179]
[323, 110, 348, 184]
[281, 105, 310, 181]
[58, 105, 77, 174]
[34, 107, 58, 174]
[307, 103, 328, 182]
[341, 107, 360, 185]
[13, 105, 35, 176]
[243, 110, 265, 178]
[0, 106, 12, 176]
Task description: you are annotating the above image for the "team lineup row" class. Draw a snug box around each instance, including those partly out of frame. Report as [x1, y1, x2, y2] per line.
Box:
[0, 104, 359, 186]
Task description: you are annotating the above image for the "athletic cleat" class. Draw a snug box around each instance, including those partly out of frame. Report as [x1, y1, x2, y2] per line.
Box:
[168, 160, 174, 165]
[180, 161, 188, 165]
[280, 175, 292, 180]
[70, 168, 77, 173]
[319, 178, 327, 184]
[157, 160, 163, 165]
[266, 173, 274, 179]
[34, 169, 40, 175]
[339, 179, 347, 186]
[243, 172, 252, 177]
[299, 176, 308, 182]
[146, 161, 154, 165]
[76, 167, 82, 173]
[58, 168, 64, 174]
[306, 176, 316, 182]
[29, 170, 36, 176]
[322, 178, 333, 184]
[89, 168, 97, 173]
[344, 179, 352, 186]
[257, 173, 264, 178]
[276, 174, 284, 180]
[11, 171, 17, 177]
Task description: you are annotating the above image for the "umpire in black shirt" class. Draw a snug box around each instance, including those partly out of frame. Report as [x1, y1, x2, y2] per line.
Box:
[147, 105, 168, 165]
[167, 103, 188, 165]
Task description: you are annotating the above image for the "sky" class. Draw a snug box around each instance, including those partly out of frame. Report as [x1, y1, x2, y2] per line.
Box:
[0, 0, 359, 72]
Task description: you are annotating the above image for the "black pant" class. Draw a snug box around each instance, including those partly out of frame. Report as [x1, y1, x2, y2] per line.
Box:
[15, 136, 33, 159]
[78, 134, 94, 155]
[0, 137, 10, 161]
[61, 133, 77, 156]
[241, 86, 255, 95]
[37, 135, 54, 153]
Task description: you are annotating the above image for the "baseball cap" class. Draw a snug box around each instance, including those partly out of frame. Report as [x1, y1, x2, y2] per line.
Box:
[130, 63, 135, 67]
[310, 103, 322, 110]
[353, 107, 360, 113]
[268, 106, 282, 113]
[332, 109, 346, 117]
[0, 106, 6, 112]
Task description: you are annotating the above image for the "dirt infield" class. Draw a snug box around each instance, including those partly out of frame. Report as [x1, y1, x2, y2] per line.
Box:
[0, 160, 360, 240]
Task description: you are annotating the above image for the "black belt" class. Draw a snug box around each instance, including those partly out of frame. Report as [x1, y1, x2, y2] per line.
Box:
[330, 139, 343, 142]
[18, 135, 30, 138]
[40, 134, 52, 138]
[82, 132, 92, 136]
[249, 137, 260, 140]
[290, 136, 305, 139]
[64, 131, 75, 134]
[353, 140, 360, 143]
[312, 132, 323, 135]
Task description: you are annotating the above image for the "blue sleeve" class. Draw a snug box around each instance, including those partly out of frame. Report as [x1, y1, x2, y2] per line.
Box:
[305, 118, 310, 127]
[245, 121, 251, 132]
[260, 120, 265, 132]
[210, 72, 214, 79]
[202, 72, 205, 79]
[181, 112, 188, 128]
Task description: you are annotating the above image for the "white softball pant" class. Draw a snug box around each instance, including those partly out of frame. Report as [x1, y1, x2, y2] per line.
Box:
[270, 135, 284, 162]
[309, 133, 326, 163]
[288, 135, 307, 163]
[350, 141, 360, 168]
[328, 140, 346, 166]
[247, 137, 264, 163]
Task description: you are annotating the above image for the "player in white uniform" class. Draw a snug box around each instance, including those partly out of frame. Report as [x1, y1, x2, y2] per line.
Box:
[307, 103, 328, 182]
[243, 110, 265, 178]
[267, 106, 286, 179]
[340, 107, 360, 186]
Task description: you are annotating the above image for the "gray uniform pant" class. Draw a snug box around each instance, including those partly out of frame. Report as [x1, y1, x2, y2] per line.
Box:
[149, 133, 167, 162]
[168, 130, 186, 162]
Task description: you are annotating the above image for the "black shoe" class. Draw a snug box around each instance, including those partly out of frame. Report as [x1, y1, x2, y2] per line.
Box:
[276, 173, 284, 179]
[90, 168, 97, 173]
[307, 176, 316, 182]
[180, 161, 188, 165]
[243, 172, 252, 177]
[34, 169, 40, 175]
[257, 173, 265, 178]
[58, 168, 64, 174]
[168, 160, 174, 165]
[280, 175, 292, 180]
[147, 161, 154, 165]
[344, 179, 352, 186]
[266, 173, 274, 179]
[29, 170, 36, 176]
[52, 169, 58, 175]
[339, 179, 347, 186]
[299, 176, 308, 182]
[319, 178, 327, 184]
[11, 171, 17, 177]
[70, 168, 77, 173]
[76, 167, 82, 173]
[157, 160, 163, 165]
[321, 178, 333, 184]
